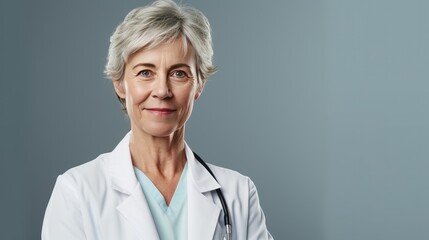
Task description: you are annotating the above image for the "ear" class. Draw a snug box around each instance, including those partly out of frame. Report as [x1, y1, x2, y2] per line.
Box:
[113, 80, 126, 99]
[194, 81, 205, 100]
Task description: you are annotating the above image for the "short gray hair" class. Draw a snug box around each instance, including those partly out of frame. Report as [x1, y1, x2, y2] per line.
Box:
[105, 0, 215, 84]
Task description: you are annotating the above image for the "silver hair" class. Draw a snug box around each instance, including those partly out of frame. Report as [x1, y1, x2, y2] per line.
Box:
[105, 0, 215, 84]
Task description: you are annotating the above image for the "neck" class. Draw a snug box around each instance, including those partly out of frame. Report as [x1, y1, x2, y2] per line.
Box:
[129, 126, 186, 179]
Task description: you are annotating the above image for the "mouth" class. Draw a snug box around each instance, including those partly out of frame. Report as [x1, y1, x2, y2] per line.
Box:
[144, 108, 176, 115]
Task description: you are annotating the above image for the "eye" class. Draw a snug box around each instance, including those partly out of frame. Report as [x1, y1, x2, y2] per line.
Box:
[170, 70, 188, 79]
[137, 69, 154, 78]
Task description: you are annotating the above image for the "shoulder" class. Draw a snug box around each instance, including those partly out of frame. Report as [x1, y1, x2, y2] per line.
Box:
[57, 153, 111, 195]
[206, 163, 251, 185]
[62, 153, 109, 180]
[205, 163, 256, 199]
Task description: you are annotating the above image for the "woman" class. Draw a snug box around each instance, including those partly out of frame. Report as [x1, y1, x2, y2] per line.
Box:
[42, 0, 273, 239]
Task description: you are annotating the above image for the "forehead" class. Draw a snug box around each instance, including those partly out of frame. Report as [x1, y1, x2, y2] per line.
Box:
[127, 38, 195, 66]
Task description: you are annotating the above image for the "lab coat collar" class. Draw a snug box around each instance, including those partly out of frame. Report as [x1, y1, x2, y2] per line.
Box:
[108, 131, 136, 195]
[185, 143, 221, 193]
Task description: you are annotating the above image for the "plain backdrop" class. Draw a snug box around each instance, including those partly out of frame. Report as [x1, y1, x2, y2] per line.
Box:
[1, 0, 429, 239]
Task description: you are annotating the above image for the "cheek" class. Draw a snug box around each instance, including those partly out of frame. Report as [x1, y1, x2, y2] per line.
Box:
[126, 85, 150, 107]
[179, 89, 197, 112]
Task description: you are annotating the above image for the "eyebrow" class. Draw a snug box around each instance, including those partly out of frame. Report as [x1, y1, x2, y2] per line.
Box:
[132, 63, 156, 70]
[169, 63, 191, 70]
[132, 63, 192, 72]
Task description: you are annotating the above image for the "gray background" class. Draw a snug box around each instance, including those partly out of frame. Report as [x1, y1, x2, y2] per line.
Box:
[1, 0, 429, 239]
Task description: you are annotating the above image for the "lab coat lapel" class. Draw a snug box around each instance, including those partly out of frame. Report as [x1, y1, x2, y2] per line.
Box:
[108, 132, 160, 240]
[117, 185, 160, 240]
[186, 144, 222, 240]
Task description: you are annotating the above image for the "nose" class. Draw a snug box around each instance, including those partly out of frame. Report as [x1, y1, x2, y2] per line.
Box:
[152, 74, 173, 99]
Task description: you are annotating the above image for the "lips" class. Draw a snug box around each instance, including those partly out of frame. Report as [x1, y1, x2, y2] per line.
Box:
[145, 108, 176, 114]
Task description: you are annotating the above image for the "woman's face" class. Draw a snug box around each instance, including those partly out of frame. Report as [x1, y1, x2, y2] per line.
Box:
[114, 38, 202, 138]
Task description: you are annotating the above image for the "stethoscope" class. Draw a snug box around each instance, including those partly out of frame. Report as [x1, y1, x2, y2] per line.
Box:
[193, 152, 232, 240]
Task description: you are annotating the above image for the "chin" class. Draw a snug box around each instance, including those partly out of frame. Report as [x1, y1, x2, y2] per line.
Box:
[143, 125, 180, 138]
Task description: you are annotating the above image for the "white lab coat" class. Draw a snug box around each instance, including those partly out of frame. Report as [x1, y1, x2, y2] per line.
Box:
[42, 132, 273, 240]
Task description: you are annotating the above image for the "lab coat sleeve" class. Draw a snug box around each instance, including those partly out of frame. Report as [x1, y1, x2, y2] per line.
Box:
[41, 175, 87, 240]
[247, 178, 274, 240]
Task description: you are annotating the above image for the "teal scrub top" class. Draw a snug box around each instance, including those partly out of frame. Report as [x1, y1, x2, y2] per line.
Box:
[134, 164, 188, 240]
